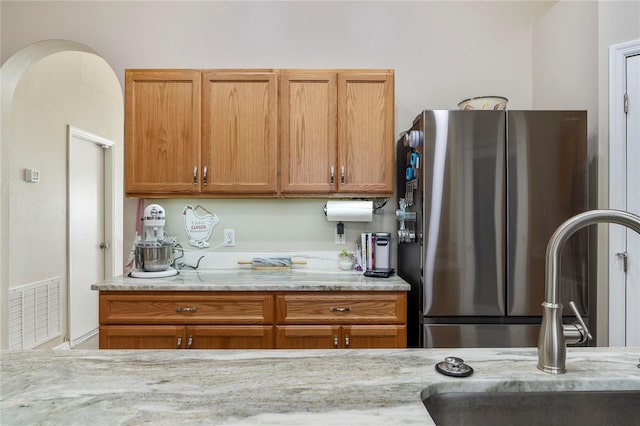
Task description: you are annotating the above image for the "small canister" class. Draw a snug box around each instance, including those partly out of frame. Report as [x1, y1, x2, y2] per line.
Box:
[374, 232, 391, 269]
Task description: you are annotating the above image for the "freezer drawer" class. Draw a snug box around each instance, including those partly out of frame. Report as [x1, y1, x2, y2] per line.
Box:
[423, 324, 539, 348]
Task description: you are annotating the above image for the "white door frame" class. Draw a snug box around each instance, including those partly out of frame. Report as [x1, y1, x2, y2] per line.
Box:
[67, 125, 114, 346]
[608, 39, 640, 346]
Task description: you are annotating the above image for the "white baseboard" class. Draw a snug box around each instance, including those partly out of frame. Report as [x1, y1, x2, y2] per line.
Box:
[70, 328, 99, 348]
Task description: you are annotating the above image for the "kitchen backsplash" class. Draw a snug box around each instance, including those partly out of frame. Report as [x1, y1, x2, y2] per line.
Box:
[124, 198, 398, 275]
[126, 198, 395, 251]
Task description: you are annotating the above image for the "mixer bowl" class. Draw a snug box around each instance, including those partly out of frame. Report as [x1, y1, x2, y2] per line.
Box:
[135, 242, 174, 272]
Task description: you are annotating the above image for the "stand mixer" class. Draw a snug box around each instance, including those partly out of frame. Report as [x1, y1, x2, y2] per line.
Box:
[130, 204, 179, 278]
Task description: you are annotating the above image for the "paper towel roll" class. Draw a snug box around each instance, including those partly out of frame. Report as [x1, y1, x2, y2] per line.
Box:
[324, 200, 373, 222]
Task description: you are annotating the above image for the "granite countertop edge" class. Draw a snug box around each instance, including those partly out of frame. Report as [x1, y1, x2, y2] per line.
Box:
[91, 269, 411, 292]
[1, 347, 639, 426]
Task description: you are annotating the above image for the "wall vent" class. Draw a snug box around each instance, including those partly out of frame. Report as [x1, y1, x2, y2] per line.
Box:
[9, 277, 62, 349]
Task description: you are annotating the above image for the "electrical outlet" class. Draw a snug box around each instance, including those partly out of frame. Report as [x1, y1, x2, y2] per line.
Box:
[224, 229, 236, 247]
[335, 229, 346, 245]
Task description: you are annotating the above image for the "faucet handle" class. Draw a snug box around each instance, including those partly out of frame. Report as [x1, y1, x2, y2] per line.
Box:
[568, 301, 593, 341]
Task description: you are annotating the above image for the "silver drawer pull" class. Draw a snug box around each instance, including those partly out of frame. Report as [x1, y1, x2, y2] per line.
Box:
[187, 335, 193, 349]
[330, 307, 352, 313]
[345, 335, 350, 348]
[333, 335, 339, 347]
[175, 306, 198, 313]
[193, 166, 198, 185]
[177, 336, 182, 349]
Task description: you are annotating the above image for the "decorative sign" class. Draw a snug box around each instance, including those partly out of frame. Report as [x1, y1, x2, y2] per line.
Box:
[182, 205, 219, 248]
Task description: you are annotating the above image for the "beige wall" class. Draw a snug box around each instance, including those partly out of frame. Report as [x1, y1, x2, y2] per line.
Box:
[598, 0, 640, 205]
[9, 51, 123, 284]
[532, 1, 598, 127]
[1, 1, 549, 261]
[1, 50, 123, 348]
[4, 1, 634, 348]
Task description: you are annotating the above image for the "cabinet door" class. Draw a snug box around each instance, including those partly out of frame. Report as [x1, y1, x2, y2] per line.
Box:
[202, 71, 278, 194]
[280, 71, 337, 193]
[342, 325, 406, 349]
[337, 71, 394, 194]
[186, 326, 274, 349]
[275, 325, 341, 349]
[125, 70, 201, 194]
[100, 325, 185, 349]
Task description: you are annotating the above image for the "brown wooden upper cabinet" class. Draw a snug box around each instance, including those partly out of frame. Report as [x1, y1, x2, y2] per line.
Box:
[125, 69, 278, 196]
[125, 70, 202, 194]
[125, 69, 393, 197]
[202, 71, 278, 195]
[280, 70, 395, 196]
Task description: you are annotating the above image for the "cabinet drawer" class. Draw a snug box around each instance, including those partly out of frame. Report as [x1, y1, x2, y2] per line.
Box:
[275, 292, 406, 324]
[100, 292, 274, 324]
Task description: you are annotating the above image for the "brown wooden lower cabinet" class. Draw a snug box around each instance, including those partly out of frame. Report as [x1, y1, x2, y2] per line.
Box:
[98, 291, 407, 349]
[343, 325, 406, 348]
[100, 325, 185, 349]
[275, 325, 341, 349]
[275, 325, 406, 349]
[100, 325, 274, 349]
[186, 326, 273, 349]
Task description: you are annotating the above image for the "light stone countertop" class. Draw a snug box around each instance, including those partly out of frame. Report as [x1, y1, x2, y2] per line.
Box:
[1, 347, 639, 425]
[91, 269, 411, 292]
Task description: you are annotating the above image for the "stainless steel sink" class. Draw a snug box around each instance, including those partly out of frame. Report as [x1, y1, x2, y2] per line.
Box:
[422, 390, 640, 426]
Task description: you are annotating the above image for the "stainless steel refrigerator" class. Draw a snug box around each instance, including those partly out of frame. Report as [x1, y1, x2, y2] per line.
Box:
[396, 110, 594, 348]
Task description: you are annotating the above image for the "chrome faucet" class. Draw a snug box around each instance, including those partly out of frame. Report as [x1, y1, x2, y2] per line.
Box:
[538, 209, 640, 374]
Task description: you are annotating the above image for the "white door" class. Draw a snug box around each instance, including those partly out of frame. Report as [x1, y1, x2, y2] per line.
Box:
[625, 54, 640, 346]
[609, 40, 640, 347]
[68, 127, 113, 347]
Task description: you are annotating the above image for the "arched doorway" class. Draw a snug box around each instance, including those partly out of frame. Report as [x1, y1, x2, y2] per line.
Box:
[1, 40, 124, 349]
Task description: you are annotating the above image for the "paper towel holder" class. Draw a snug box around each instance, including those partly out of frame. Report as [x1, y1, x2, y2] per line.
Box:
[323, 200, 374, 222]
[323, 200, 374, 245]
